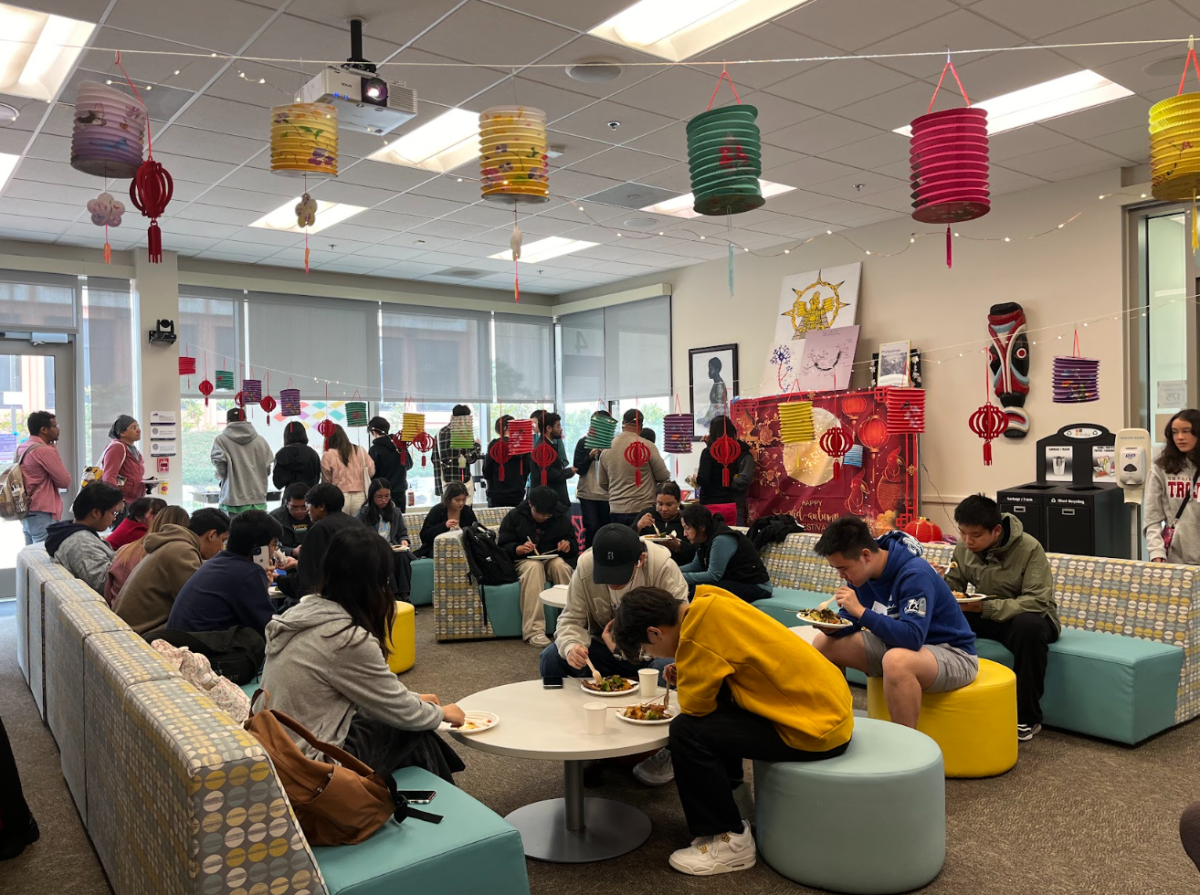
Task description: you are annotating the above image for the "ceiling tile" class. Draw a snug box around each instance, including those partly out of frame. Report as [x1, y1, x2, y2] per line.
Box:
[1040, 95, 1154, 140]
[446, 203, 531, 227]
[337, 159, 440, 193]
[242, 15, 394, 77]
[628, 163, 692, 194]
[408, 174, 485, 203]
[693, 25, 843, 90]
[409, 219, 489, 239]
[815, 131, 910, 170]
[551, 168, 623, 200]
[946, 48, 1084, 102]
[175, 204, 258, 226]
[379, 193, 467, 218]
[353, 209, 428, 232]
[218, 167, 306, 196]
[519, 35, 660, 98]
[860, 10, 1027, 79]
[553, 99, 673, 144]
[777, 0, 957, 52]
[149, 153, 241, 185]
[154, 128, 265, 165]
[0, 197, 82, 221]
[972, 0, 1166, 41]
[470, 74, 597, 124]
[608, 66, 718, 118]
[414, 3, 576, 65]
[1000, 143, 1127, 178]
[25, 132, 70, 162]
[1046, 1, 1200, 69]
[381, 47, 506, 109]
[12, 158, 98, 189]
[486, 0, 634, 32]
[176, 97, 276, 147]
[738, 91, 824, 135]
[837, 81, 947, 130]
[191, 186, 284, 213]
[306, 181, 391, 208]
[1088, 125, 1152, 163]
[622, 121, 688, 161]
[106, 0, 277, 52]
[573, 147, 676, 181]
[5, 179, 95, 206]
[762, 154, 860, 187]
[78, 29, 224, 92]
[286, 0, 464, 47]
[764, 113, 882, 157]
[0, 128, 29, 156]
[807, 171, 909, 202]
[544, 130, 612, 166]
[804, 199, 892, 225]
[766, 61, 913, 112]
[988, 125, 1075, 161]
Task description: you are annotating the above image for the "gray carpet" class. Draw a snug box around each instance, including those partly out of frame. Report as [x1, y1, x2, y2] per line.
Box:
[3, 609, 1199, 894]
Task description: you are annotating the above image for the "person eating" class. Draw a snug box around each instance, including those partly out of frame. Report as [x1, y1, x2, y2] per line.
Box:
[678, 504, 772, 602]
[630, 481, 696, 566]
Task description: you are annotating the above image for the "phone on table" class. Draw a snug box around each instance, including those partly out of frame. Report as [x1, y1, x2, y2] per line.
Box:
[542, 675, 564, 689]
[399, 790, 437, 805]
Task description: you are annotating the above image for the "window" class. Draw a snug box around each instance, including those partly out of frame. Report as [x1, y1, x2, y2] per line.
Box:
[82, 278, 135, 464]
[559, 296, 671, 403]
[560, 308, 605, 404]
[494, 314, 554, 403]
[381, 306, 490, 402]
[0, 271, 76, 330]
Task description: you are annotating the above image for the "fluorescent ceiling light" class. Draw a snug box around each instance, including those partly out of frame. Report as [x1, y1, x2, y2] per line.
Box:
[490, 237, 598, 263]
[0, 3, 95, 101]
[369, 108, 479, 172]
[641, 179, 796, 218]
[0, 151, 18, 191]
[893, 70, 1134, 137]
[590, 0, 813, 61]
[250, 199, 367, 235]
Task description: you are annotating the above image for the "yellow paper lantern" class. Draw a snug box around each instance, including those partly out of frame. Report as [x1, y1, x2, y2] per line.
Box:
[271, 103, 338, 177]
[479, 106, 549, 203]
[779, 401, 815, 444]
[400, 412, 426, 442]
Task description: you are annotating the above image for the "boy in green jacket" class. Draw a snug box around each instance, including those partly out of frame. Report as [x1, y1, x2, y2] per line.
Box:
[941, 494, 1060, 741]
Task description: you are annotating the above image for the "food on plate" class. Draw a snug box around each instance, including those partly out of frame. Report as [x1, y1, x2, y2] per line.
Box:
[583, 675, 635, 692]
[798, 607, 846, 625]
[460, 719, 484, 731]
[623, 703, 672, 721]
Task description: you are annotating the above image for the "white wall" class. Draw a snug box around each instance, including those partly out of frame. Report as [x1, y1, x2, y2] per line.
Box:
[564, 170, 1134, 529]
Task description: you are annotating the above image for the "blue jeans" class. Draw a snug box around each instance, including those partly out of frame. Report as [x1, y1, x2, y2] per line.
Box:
[538, 637, 672, 683]
[21, 511, 53, 545]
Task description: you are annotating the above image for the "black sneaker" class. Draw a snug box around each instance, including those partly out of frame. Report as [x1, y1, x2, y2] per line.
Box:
[1017, 723, 1041, 742]
[0, 816, 39, 861]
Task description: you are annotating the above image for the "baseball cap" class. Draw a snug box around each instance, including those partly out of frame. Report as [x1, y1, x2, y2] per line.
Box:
[592, 523, 646, 586]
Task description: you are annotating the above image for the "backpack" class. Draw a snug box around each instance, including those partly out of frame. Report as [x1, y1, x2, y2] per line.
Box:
[0, 443, 41, 520]
[459, 522, 518, 588]
[144, 626, 266, 685]
[244, 689, 440, 846]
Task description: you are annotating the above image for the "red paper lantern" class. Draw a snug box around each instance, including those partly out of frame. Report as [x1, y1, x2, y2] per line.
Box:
[532, 441, 559, 486]
[489, 438, 509, 482]
[884, 388, 927, 434]
[198, 379, 214, 406]
[178, 356, 196, 376]
[129, 158, 174, 263]
[623, 439, 652, 487]
[316, 417, 335, 451]
[260, 394, 277, 425]
[841, 394, 869, 421]
[969, 402, 1008, 465]
[859, 415, 889, 454]
[709, 434, 741, 487]
[412, 430, 435, 467]
[820, 425, 854, 481]
[904, 517, 942, 543]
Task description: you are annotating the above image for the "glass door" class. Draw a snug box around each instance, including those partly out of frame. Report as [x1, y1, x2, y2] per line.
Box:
[0, 338, 76, 599]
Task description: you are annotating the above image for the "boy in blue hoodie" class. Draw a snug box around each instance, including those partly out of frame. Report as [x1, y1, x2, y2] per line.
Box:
[811, 516, 977, 728]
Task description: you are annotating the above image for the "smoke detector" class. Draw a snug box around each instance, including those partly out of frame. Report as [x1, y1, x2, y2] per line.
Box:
[566, 60, 623, 83]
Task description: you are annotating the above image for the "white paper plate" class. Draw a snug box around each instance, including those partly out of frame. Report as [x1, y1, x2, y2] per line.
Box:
[795, 611, 853, 632]
[523, 553, 558, 561]
[442, 711, 499, 734]
[640, 536, 674, 543]
[392, 545, 410, 552]
[953, 593, 988, 604]
[580, 678, 639, 697]
[616, 708, 674, 726]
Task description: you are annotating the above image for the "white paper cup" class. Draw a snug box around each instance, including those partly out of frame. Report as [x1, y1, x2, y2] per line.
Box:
[584, 701, 607, 735]
[639, 668, 659, 698]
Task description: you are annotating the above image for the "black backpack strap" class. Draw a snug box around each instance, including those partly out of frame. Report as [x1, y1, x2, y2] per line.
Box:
[377, 764, 442, 825]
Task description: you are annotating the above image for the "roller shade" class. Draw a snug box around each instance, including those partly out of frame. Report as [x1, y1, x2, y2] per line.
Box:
[381, 305, 491, 402]
[494, 313, 554, 403]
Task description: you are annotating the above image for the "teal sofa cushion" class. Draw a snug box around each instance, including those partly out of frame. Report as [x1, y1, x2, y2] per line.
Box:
[410, 558, 434, 606]
[755, 588, 867, 685]
[313, 767, 530, 895]
[481, 582, 523, 638]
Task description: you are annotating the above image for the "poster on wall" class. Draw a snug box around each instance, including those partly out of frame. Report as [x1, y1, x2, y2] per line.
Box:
[1045, 445, 1073, 482]
[761, 262, 861, 395]
[876, 340, 913, 387]
[796, 325, 859, 392]
[690, 344, 737, 438]
[1092, 445, 1115, 483]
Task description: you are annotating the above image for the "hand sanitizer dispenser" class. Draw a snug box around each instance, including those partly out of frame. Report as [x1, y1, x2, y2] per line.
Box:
[1115, 428, 1152, 505]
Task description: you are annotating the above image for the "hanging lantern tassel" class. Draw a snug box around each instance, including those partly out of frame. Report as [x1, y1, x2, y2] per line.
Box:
[624, 440, 651, 487]
[129, 158, 174, 263]
[511, 221, 522, 304]
[946, 225, 952, 268]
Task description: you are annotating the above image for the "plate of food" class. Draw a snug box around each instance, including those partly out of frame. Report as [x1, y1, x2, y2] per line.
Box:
[796, 607, 853, 631]
[392, 544, 410, 552]
[617, 702, 673, 725]
[952, 591, 988, 604]
[581, 675, 638, 696]
[442, 711, 499, 734]
[640, 534, 675, 543]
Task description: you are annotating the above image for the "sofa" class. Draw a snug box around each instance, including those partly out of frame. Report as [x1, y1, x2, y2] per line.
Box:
[15, 544, 532, 895]
[751, 533, 1190, 745]
[401, 506, 509, 609]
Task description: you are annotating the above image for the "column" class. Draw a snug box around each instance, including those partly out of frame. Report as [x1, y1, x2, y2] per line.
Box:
[132, 248, 182, 501]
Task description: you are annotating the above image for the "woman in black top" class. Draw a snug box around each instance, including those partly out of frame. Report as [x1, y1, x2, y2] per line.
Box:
[415, 482, 478, 559]
[482, 415, 528, 508]
[357, 478, 413, 598]
[679, 503, 772, 603]
[630, 481, 696, 566]
[367, 416, 414, 496]
[273, 421, 321, 490]
[695, 414, 755, 526]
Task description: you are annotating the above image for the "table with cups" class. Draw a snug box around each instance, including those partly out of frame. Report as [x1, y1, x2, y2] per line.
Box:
[449, 672, 668, 863]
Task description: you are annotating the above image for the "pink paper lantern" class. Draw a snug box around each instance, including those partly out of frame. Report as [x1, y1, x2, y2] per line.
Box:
[910, 105, 990, 268]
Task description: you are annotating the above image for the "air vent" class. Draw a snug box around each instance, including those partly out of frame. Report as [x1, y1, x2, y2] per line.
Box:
[583, 182, 680, 210]
[438, 268, 489, 280]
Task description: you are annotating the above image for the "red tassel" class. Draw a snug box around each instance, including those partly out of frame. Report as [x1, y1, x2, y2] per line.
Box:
[148, 221, 162, 263]
[541, 469, 548, 485]
[945, 225, 952, 269]
[635, 469, 642, 487]
[422, 455, 427, 467]
[723, 468, 731, 487]
[498, 464, 505, 482]
[983, 442, 992, 466]
[833, 461, 841, 481]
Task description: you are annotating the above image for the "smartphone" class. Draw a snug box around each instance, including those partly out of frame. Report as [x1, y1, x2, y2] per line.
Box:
[542, 675, 564, 689]
[399, 790, 437, 805]
[252, 546, 274, 573]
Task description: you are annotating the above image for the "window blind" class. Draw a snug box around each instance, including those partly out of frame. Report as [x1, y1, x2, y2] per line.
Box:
[381, 305, 490, 402]
[83, 277, 135, 463]
[178, 289, 241, 399]
[494, 313, 554, 403]
[560, 296, 671, 402]
[0, 270, 77, 330]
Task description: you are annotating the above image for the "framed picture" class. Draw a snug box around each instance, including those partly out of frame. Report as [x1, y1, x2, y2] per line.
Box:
[871, 348, 922, 388]
[876, 340, 913, 388]
[690, 344, 738, 438]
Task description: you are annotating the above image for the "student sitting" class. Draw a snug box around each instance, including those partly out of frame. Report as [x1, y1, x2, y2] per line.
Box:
[942, 494, 1059, 741]
[262, 527, 467, 781]
[812, 516, 978, 728]
[631, 481, 696, 566]
[45, 483, 125, 593]
[613, 585, 853, 876]
[278, 484, 362, 606]
[678, 504, 772, 602]
[114, 508, 230, 635]
[106, 496, 166, 550]
[270, 483, 311, 563]
[167, 510, 283, 639]
[414, 482, 477, 559]
[498, 486, 578, 647]
[104, 505, 190, 607]
[357, 478, 413, 599]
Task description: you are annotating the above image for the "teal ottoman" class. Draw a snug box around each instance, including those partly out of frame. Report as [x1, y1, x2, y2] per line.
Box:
[755, 718, 944, 894]
[481, 582, 523, 638]
[313, 767, 530, 895]
[410, 558, 434, 606]
[758, 588, 867, 685]
[977, 627, 1183, 744]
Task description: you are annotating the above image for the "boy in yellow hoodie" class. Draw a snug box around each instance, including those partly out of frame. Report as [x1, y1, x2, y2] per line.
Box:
[613, 584, 853, 876]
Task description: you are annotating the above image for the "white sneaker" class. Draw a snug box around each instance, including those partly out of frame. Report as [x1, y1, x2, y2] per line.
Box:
[525, 633, 551, 648]
[669, 821, 756, 876]
[633, 747, 674, 786]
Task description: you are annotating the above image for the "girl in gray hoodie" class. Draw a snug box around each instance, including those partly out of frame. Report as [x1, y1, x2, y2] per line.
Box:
[1145, 409, 1200, 566]
[261, 527, 466, 780]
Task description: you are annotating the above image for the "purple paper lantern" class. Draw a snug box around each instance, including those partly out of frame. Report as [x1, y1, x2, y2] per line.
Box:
[70, 81, 146, 179]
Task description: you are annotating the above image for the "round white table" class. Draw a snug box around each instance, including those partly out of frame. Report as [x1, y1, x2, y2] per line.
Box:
[451, 678, 668, 863]
[539, 584, 569, 610]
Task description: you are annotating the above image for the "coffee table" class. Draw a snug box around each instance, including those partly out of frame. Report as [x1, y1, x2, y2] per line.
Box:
[539, 584, 568, 610]
[451, 678, 668, 863]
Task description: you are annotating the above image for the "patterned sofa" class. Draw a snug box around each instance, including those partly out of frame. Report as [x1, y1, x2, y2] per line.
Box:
[15, 545, 531, 895]
[752, 534, 1190, 745]
[401, 506, 509, 608]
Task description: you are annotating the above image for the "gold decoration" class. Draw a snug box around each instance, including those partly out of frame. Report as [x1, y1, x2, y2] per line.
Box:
[781, 275, 850, 340]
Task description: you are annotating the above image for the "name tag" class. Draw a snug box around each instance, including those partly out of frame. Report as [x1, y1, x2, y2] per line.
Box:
[872, 601, 888, 614]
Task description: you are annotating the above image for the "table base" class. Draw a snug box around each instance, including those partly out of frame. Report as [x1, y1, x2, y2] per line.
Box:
[506, 796, 652, 863]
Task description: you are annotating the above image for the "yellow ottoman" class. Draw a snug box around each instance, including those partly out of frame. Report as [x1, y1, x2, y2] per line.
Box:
[387, 601, 416, 674]
[867, 657, 1017, 778]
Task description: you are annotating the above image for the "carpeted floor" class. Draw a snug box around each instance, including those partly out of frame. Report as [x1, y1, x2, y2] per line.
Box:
[3, 608, 1199, 894]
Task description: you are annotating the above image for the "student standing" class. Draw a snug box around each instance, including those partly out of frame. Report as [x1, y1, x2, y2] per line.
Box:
[695, 415, 754, 526]
[432, 405, 482, 502]
[272, 421, 321, 491]
[599, 410, 668, 526]
[101, 414, 145, 507]
[45, 483, 125, 592]
[498, 486, 577, 647]
[573, 411, 612, 548]
[529, 411, 574, 507]
[15, 411, 71, 544]
[211, 408, 274, 515]
[367, 416, 413, 496]
[482, 416, 527, 508]
[1144, 408, 1200, 565]
[321, 424, 374, 518]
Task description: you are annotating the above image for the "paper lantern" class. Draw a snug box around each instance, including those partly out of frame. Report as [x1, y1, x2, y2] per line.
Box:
[260, 394, 277, 425]
[905, 517, 942, 543]
[240, 379, 263, 404]
[316, 418, 335, 451]
[686, 103, 764, 216]
[624, 439, 652, 487]
[532, 441, 559, 486]
[844, 444, 864, 469]
[345, 401, 368, 427]
[884, 388, 927, 434]
[450, 414, 475, 449]
[70, 81, 146, 179]
[129, 158, 174, 263]
[214, 370, 234, 390]
[663, 414, 693, 454]
[969, 402, 1008, 465]
[820, 425, 854, 481]
[479, 106, 549, 204]
[87, 191, 125, 262]
[709, 434, 741, 487]
[1052, 356, 1100, 404]
[841, 394, 870, 421]
[489, 438, 509, 482]
[198, 379, 214, 406]
[271, 103, 338, 177]
[778, 401, 815, 444]
[507, 419, 535, 455]
[859, 415, 890, 454]
[279, 389, 301, 417]
[411, 430, 435, 467]
[1151, 47, 1200, 249]
[585, 413, 617, 450]
[178, 356, 195, 377]
[400, 413, 426, 442]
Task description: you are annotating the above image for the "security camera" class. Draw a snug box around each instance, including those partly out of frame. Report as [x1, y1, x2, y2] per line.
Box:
[607, 120, 621, 130]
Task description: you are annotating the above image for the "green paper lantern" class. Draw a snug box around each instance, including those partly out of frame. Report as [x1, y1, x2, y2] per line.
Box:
[345, 401, 368, 427]
[214, 370, 234, 390]
[686, 105, 764, 216]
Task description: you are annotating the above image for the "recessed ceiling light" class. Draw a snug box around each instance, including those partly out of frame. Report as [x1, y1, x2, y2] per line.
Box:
[1144, 56, 1189, 78]
[565, 60, 623, 83]
[893, 70, 1134, 137]
[0, 103, 18, 123]
[250, 199, 367, 234]
[369, 108, 479, 172]
[490, 237, 598, 263]
[0, 4, 95, 101]
[641, 180, 795, 218]
[590, 0, 814, 62]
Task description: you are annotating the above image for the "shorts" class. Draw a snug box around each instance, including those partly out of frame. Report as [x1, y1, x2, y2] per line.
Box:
[862, 629, 979, 692]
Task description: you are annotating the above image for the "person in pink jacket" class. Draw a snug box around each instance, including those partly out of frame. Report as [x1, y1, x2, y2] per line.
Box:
[16, 411, 72, 544]
[101, 414, 146, 506]
[321, 424, 374, 518]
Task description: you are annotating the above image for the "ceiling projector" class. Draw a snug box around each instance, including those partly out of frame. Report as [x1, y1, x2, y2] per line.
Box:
[295, 19, 418, 136]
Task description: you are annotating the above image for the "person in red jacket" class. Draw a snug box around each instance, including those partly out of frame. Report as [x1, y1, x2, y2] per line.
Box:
[106, 496, 166, 550]
[16, 411, 72, 545]
[101, 414, 146, 506]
